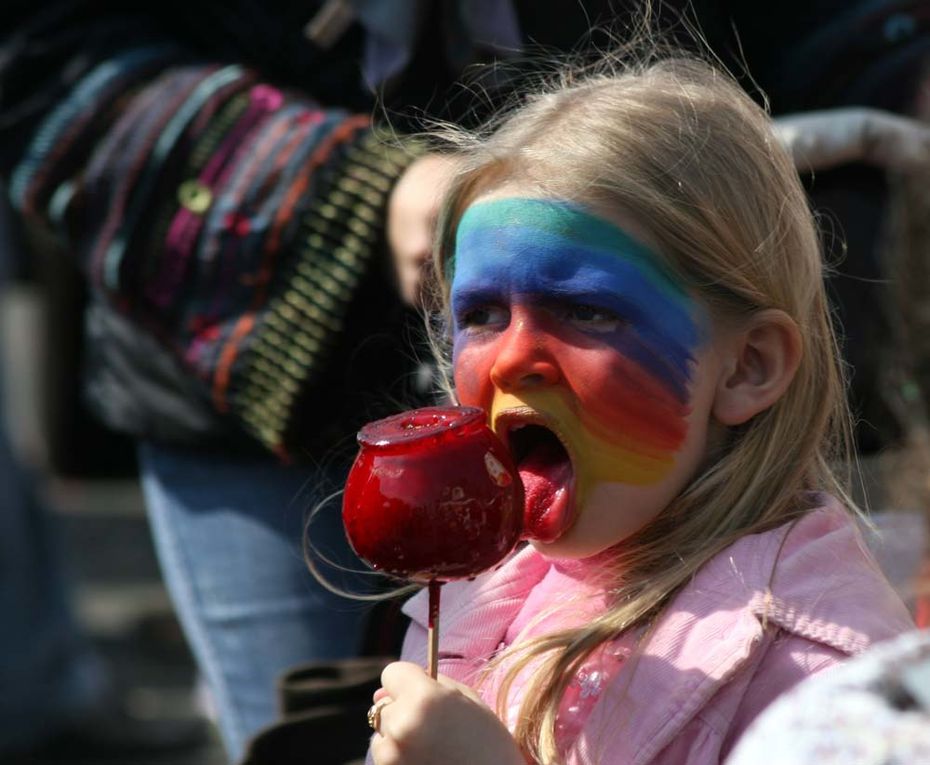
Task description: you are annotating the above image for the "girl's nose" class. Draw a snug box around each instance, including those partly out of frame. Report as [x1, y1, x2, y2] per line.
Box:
[489, 315, 561, 392]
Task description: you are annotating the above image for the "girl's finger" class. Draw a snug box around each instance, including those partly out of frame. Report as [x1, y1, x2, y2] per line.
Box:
[380, 660, 433, 697]
[368, 695, 394, 738]
[435, 673, 484, 705]
[369, 728, 401, 765]
[373, 686, 391, 704]
[374, 694, 396, 739]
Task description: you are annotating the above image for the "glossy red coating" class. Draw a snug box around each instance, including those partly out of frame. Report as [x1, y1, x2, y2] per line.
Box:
[342, 406, 523, 582]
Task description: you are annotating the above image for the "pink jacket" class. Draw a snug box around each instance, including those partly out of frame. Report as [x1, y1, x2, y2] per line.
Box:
[395, 500, 914, 764]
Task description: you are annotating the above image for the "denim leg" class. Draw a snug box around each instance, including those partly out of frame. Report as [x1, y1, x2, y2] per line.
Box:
[0, 428, 105, 753]
[137, 443, 372, 761]
[0, 199, 105, 752]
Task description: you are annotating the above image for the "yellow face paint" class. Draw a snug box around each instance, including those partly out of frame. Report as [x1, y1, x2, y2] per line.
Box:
[490, 389, 676, 510]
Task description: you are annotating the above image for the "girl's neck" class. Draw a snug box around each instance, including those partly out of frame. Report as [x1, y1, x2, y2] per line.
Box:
[544, 546, 620, 587]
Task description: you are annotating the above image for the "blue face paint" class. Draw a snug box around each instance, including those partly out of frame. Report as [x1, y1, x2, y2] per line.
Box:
[451, 197, 700, 402]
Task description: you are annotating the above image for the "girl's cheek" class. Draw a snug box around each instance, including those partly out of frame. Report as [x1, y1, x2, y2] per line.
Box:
[452, 343, 493, 408]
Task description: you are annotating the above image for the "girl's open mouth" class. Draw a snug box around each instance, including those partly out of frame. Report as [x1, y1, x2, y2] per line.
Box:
[498, 414, 576, 543]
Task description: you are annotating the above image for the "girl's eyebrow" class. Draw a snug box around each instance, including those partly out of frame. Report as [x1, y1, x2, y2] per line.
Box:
[450, 283, 504, 310]
[524, 286, 634, 309]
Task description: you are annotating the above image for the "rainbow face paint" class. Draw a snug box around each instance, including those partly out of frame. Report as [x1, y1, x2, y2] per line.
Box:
[449, 197, 703, 542]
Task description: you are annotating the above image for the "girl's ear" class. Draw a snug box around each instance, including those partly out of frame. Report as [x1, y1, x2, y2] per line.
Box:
[712, 310, 802, 426]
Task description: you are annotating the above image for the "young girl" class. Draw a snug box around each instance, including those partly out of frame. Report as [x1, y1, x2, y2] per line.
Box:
[366, 55, 914, 765]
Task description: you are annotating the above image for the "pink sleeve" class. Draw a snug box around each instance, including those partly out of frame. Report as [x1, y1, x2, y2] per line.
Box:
[719, 633, 847, 758]
[650, 633, 847, 765]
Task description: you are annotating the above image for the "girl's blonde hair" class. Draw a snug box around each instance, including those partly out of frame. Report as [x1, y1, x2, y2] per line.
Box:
[428, 54, 857, 762]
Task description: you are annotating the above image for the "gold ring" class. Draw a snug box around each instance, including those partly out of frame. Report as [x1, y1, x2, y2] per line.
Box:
[367, 698, 391, 734]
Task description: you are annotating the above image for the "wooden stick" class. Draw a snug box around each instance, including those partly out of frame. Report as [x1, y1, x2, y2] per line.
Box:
[427, 580, 442, 679]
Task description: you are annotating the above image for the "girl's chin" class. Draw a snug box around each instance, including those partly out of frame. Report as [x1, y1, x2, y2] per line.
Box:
[526, 526, 614, 560]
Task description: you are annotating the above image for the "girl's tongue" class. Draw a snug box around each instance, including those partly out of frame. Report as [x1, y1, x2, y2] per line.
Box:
[514, 428, 575, 543]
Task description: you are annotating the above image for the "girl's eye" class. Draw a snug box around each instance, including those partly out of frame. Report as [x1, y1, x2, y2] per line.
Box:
[563, 304, 624, 332]
[459, 305, 509, 329]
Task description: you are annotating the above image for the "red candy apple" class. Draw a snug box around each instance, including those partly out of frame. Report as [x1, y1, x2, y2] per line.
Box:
[342, 406, 523, 582]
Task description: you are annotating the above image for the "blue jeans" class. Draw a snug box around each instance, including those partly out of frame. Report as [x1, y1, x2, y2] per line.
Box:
[0, 199, 104, 752]
[0, 425, 104, 753]
[138, 443, 372, 761]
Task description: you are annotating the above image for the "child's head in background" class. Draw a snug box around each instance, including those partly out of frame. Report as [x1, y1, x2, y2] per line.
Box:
[428, 53, 855, 757]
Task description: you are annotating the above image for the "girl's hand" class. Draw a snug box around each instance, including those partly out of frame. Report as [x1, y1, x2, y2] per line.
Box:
[370, 661, 525, 765]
